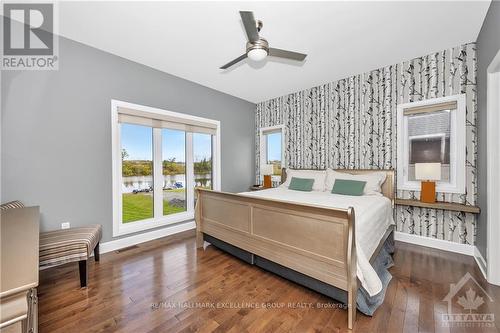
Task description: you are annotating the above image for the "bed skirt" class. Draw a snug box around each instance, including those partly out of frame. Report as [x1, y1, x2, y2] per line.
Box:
[203, 233, 394, 316]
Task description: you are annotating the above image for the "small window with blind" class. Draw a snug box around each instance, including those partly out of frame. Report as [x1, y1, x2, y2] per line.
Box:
[112, 100, 220, 236]
[397, 94, 466, 193]
[259, 125, 284, 179]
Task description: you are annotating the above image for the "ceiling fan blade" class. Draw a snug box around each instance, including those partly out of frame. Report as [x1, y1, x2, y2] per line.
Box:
[269, 48, 307, 61]
[239, 11, 259, 42]
[220, 53, 248, 69]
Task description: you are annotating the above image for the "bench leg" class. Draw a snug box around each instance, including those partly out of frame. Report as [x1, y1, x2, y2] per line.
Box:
[94, 242, 100, 262]
[79, 260, 88, 288]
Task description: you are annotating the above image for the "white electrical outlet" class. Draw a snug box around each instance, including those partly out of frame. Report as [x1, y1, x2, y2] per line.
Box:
[61, 222, 70, 229]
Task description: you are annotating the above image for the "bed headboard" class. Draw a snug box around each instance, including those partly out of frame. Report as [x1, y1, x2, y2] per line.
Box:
[281, 168, 395, 203]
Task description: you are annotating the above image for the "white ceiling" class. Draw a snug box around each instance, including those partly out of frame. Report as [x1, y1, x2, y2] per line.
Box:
[58, 1, 491, 103]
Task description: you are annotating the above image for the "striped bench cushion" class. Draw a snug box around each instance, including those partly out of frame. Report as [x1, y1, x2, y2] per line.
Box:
[0, 200, 25, 210]
[39, 224, 102, 269]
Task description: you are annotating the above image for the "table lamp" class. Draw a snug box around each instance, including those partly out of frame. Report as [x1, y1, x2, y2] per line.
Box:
[261, 164, 274, 188]
[415, 162, 441, 203]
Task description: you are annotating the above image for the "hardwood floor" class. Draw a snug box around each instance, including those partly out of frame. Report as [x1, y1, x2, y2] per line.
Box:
[38, 230, 500, 333]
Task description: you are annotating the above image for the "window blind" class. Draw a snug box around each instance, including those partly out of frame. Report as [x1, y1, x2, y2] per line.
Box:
[117, 107, 217, 135]
[262, 128, 282, 135]
[403, 101, 457, 116]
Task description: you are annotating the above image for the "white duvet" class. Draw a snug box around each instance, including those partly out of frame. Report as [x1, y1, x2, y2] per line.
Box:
[239, 188, 394, 296]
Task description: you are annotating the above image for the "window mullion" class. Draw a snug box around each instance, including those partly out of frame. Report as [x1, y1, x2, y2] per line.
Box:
[153, 128, 163, 219]
[186, 132, 194, 213]
[116, 124, 123, 227]
[211, 134, 218, 190]
[259, 133, 266, 182]
[282, 130, 286, 168]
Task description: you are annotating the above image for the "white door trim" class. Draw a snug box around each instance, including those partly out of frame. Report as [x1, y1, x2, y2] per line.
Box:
[487, 50, 500, 285]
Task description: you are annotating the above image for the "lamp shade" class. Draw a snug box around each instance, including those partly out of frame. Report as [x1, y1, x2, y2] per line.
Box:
[415, 163, 441, 181]
[260, 164, 274, 176]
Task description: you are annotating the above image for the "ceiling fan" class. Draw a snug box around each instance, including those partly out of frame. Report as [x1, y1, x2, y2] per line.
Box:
[220, 11, 307, 70]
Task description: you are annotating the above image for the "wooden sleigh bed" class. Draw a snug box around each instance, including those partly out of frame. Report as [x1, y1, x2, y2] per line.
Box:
[195, 169, 395, 329]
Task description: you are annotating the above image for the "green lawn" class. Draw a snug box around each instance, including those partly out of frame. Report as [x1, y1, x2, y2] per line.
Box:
[122, 193, 185, 223]
[165, 188, 185, 193]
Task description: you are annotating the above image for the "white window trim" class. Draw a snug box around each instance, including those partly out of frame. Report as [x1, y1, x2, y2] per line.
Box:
[487, 50, 500, 285]
[259, 125, 285, 182]
[111, 99, 221, 237]
[396, 94, 466, 194]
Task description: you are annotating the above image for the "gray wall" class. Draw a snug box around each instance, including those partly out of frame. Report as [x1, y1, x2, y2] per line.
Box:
[476, 0, 500, 259]
[1, 37, 255, 242]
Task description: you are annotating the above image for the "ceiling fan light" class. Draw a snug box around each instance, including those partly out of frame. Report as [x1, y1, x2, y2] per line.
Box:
[248, 48, 268, 61]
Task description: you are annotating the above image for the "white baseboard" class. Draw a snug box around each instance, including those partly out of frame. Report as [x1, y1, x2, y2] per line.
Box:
[474, 246, 488, 279]
[99, 221, 196, 254]
[394, 231, 475, 256]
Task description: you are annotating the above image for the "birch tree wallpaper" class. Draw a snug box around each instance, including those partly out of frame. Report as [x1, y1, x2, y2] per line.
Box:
[255, 43, 477, 245]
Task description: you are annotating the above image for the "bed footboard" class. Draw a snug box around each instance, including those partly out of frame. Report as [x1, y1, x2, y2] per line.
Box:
[195, 188, 357, 329]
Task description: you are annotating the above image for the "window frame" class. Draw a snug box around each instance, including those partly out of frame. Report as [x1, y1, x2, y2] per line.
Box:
[259, 125, 285, 181]
[396, 94, 466, 194]
[111, 100, 221, 237]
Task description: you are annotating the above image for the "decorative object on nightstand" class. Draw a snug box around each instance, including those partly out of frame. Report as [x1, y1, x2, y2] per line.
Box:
[261, 164, 274, 188]
[249, 185, 265, 191]
[415, 162, 441, 203]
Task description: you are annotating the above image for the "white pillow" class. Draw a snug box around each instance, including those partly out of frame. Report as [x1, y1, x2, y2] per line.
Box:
[325, 169, 386, 196]
[281, 169, 327, 192]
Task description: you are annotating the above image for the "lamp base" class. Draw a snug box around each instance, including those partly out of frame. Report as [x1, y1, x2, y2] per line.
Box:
[263, 175, 272, 188]
[420, 181, 436, 203]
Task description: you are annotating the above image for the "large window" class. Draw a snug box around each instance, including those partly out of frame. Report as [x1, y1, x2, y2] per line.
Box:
[260, 125, 284, 179]
[397, 94, 466, 193]
[112, 100, 220, 236]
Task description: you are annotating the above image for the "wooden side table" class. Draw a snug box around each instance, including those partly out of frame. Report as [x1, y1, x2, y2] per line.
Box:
[0, 207, 40, 333]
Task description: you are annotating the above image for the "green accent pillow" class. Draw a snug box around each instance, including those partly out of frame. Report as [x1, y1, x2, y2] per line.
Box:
[289, 177, 315, 192]
[331, 179, 366, 196]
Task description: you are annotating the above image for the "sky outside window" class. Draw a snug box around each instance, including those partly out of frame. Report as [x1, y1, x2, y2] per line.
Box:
[267, 132, 281, 162]
[121, 124, 212, 162]
[193, 133, 212, 162]
[162, 129, 186, 162]
[121, 124, 153, 160]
